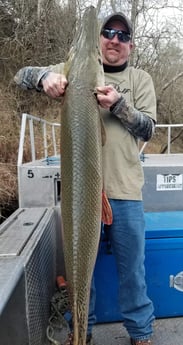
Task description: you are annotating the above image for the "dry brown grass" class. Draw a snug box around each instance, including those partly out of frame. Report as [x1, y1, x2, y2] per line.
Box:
[0, 86, 19, 221]
[0, 81, 62, 223]
[0, 1, 76, 223]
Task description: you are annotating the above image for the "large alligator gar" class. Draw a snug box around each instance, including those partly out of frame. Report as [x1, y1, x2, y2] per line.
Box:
[61, 6, 104, 345]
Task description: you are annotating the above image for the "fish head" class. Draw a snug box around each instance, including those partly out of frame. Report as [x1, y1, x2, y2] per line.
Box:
[65, 6, 104, 87]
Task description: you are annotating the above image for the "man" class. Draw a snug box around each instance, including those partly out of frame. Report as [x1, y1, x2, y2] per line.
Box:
[14, 11, 156, 345]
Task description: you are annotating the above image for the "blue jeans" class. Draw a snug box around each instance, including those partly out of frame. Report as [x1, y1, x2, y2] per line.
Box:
[88, 199, 155, 340]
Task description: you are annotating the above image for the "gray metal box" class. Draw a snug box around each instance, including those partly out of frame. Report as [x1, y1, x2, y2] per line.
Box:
[0, 207, 59, 345]
[142, 154, 183, 212]
[18, 157, 60, 208]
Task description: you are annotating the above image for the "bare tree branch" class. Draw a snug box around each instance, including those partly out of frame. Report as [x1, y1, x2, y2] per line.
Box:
[161, 71, 183, 94]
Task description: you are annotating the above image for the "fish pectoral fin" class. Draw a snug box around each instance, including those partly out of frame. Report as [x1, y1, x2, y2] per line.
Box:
[101, 190, 113, 225]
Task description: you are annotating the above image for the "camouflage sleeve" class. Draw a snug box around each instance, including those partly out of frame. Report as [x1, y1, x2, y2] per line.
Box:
[110, 96, 156, 142]
[14, 67, 51, 91]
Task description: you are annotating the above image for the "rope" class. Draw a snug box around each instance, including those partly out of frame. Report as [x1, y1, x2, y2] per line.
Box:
[46, 280, 70, 345]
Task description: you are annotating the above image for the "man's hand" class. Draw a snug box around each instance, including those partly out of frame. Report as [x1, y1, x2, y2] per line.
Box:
[41, 72, 68, 98]
[96, 85, 121, 109]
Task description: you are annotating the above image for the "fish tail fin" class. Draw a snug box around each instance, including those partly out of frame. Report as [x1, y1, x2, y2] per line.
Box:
[102, 190, 113, 225]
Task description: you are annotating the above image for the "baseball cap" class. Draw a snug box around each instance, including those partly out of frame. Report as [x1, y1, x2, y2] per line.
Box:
[101, 12, 133, 36]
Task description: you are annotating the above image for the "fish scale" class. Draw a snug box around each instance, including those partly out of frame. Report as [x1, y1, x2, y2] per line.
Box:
[61, 6, 104, 345]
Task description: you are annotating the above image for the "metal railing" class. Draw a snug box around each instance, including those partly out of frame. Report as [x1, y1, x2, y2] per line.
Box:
[139, 123, 183, 155]
[17, 113, 61, 166]
[18, 114, 183, 166]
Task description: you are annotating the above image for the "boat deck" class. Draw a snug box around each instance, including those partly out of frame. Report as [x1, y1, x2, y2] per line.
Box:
[45, 317, 183, 345]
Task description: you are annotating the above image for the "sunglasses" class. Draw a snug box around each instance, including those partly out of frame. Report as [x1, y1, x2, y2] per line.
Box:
[101, 28, 131, 43]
